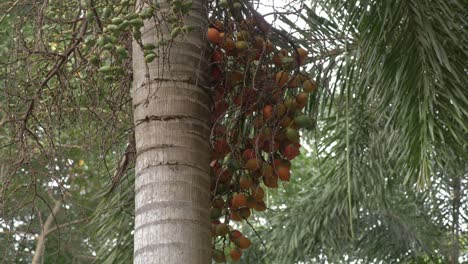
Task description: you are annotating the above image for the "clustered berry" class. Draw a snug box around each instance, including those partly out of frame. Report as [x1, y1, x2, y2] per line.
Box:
[207, 12, 317, 262]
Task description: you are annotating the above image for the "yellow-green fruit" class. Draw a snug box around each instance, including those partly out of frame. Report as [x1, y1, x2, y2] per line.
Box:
[116, 46, 127, 56]
[98, 65, 112, 73]
[125, 13, 139, 20]
[294, 115, 314, 129]
[284, 98, 298, 111]
[144, 53, 157, 63]
[285, 127, 300, 142]
[106, 35, 117, 44]
[102, 7, 112, 19]
[89, 55, 100, 66]
[235, 41, 247, 51]
[86, 11, 94, 22]
[103, 43, 114, 50]
[97, 36, 106, 47]
[129, 18, 144, 28]
[111, 17, 123, 25]
[233, 2, 242, 9]
[210, 208, 222, 220]
[143, 43, 157, 50]
[236, 30, 250, 41]
[171, 27, 181, 38]
[219, 0, 228, 8]
[215, 223, 229, 236]
[139, 6, 155, 19]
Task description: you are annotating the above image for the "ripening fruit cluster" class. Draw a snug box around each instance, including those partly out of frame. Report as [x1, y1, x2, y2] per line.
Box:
[206, 13, 317, 262]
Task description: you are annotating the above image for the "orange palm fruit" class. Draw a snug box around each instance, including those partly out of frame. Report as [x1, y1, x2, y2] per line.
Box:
[236, 236, 252, 249]
[207, 28, 221, 44]
[231, 193, 247, 208]
[303, 79, 317, 93]
[277, 166, 291, 181]
[275, 71, 289, 87]
[230, 247, 242, 261]
[245, 158, 262, 171]
[263, 105, 273, 120]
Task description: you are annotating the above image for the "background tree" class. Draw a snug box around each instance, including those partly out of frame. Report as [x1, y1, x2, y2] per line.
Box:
[243, 0, 467, 263]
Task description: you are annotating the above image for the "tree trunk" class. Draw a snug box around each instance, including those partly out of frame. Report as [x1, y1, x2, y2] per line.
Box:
[132, 1, 211, 263]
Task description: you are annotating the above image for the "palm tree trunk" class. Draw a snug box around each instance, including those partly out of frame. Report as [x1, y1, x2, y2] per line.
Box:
[132, 1, 211, 263]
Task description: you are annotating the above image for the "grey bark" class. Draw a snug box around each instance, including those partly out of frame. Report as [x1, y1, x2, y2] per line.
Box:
[132, 1, 212, 263]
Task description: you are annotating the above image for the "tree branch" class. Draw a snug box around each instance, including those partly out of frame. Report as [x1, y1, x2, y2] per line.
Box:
[43, 217, 89, 237]
[32, 199, 63, 264]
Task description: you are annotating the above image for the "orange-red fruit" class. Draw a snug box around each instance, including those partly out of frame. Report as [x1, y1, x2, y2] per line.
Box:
[272, 53, 283, 66]
[213, 138, 230, 156]
[261, 164, 274, 179]
[296, 47, 308, 64]
[252, 186, 265, 201]
[255, 200, 267, 211]
[245, 158, 262, 171]
[222, 37, 235, 52]
[214, 98, 229, 113]
[303, 79, 317, 93]
[211, 223, 217, 237]
[263, 105, 273, 120]
[254, 36, 265, 49]
[212, 197, 224, 208]
[284, 143, 300, 160]
[230, 210, 242, 221]
[288, 77, 298, 88]
[211, 50, 224, 62]
[276, 103, 286, 117]
[211, 67, 222, 81]
[277, 166, 291, 181]
[246, 195, 257, 208]
[231, 193, 248, 208]
[238, 207, 251, 219]
[265, 41, 274, 53]
[230, 230, 243, 240]
[218, 170, 232, 183]
[275, 71, 289, 87]
[253, 116, 264, 129]
[226, 71, 244, 87]
[236, 236, 252, 249]
[274, 159, 291, 169]
[207, 28, 221, 44]
[296, 92, 308, 107]
[239, 175, 253, 189]
[243, 148, 256, 160]
[230, 247, 242, 261]
[263, 173, 278, 188]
